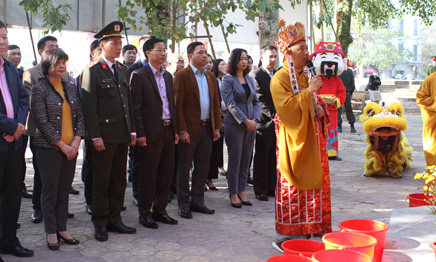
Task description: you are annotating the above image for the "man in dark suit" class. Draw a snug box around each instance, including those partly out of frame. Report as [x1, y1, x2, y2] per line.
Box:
[250, 45, 278, 201]
[131, 38, 179, 229]
[173, 42, 221, 219]
[127, 34, 153, 206]
[338, 67, 356, 133]
[5, 44, 30, 199]
[81, 21, 137, 241]
[0, 21, 34, 258]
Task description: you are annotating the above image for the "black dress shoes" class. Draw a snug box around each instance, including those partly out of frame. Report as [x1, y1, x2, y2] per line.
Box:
[31, 209, 43, 223]
[256, 194, 269, 201]
[238, 195, 252, 206]
[107, 222, 137, 234]
[190, 205, 215, 214]
[46, 235, 60, 251]
[139, 217, 159, 229]
[57, 233, 80, 245]
[69, 187, 79, 195]
[178, 208, 192, 219]
[152, 214, 178, 225]
[67, 212, 74, 218]
[3, 245, 34, 257]
[22, 188, 32, 199]
[86, 204, 93, 215]
[94, 226, 108, 241]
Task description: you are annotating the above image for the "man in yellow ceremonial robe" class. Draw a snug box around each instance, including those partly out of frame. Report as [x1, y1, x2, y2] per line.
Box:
[417, 72, 436, 166]
[270, 19, 332, 253]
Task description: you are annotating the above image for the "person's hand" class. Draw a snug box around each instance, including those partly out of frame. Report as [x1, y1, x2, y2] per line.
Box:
[174, 134, 179, 144]
[308, 75, 322, 94]
[93, 138, 105, 151]
[213, 129, 220, 141]
[130, 134, 137, 146]
[13, 123, 25, 140]
[2, 133, 14, 143]
[70, 137, 81, 154]
[326, 98, 337, 105]
[244, 119, 256, 132]
[179, 132, 190, 144]
[137, 136, 147, 147]
[315, 105, 324, 118]
[60, 144, 76, 160]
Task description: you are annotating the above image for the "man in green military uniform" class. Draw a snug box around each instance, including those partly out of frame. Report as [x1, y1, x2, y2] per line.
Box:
[81, 21, 137, 241]
[427, 56, 436, 77]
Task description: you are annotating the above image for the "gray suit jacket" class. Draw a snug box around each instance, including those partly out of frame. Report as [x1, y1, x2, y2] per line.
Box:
[220, 74, 260, 125]
[130, 64, 178, 144]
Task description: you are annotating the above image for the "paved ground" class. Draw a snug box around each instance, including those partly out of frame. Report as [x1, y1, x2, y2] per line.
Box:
[2, 114, 429, 261]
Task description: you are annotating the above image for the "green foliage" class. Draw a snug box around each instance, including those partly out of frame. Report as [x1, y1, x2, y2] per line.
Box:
[117, 0, 283, 51]
[348, 27, 412, 69]
[19, 0, 72, 34]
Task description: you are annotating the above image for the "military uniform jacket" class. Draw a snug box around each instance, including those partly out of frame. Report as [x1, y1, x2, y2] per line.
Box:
[81, 56, 135, 144]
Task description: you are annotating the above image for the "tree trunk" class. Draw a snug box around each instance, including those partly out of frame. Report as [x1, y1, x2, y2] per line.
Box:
[258, 0, 280, 49]
[337, 0, 353, 56]
[318, 1, 324, 42]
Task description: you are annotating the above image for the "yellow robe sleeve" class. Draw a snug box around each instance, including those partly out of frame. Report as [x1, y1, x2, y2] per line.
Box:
[417, 72, 436, 165]
[270, 63, 323, 190]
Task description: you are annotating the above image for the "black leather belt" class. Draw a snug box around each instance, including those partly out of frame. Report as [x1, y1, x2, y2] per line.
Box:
[200, 119, 209, 125]
[162, 119, 171, 126]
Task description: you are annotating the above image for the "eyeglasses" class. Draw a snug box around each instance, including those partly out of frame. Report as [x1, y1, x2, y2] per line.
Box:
[151, 49, 168, 54]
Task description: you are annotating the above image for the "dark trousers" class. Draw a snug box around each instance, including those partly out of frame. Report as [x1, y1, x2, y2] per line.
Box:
[20, 135, 28, 190]
[30, 136, 42, 210]
[81, 139, 93, 205]
[177, 125, 213, 209]
[36, 148, 76, 234]
[128, 145, 141, 199]
[0, 143, 22, 248]
[91, 143, 128, 227]
[207, 136, 223, 180]
[225, 123, 256, 194]
[253, 128, 277, 196]
[338, 91, 355, 126]
[138, 126, 174, 218]
[169, 145, 179, 195]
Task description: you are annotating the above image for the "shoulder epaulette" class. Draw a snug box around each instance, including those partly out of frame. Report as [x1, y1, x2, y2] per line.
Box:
[88, 60, 100, 68]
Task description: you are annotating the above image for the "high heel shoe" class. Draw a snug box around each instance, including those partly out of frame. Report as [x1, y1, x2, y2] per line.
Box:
[46, 234, 60, 250]
[238, 195, 252, 206]
[57, 232, 80, 245]
[205, 181, 218, 191]
[229, 194, 242, 208]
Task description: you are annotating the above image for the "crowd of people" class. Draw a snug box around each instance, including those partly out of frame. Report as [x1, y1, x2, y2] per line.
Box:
[4, 17, 433, 260]
[0, 20, 288, 258]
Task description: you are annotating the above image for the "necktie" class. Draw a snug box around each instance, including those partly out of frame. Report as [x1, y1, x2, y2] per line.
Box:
[112, 64, 118, 80]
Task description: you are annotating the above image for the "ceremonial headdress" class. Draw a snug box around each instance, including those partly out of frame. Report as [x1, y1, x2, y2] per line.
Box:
[274, 18, 306, 95]
[309, 42, 354, 68]
[274, 18, 306, 54]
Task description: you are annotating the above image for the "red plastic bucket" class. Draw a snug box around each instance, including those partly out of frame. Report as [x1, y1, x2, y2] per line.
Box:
[407, 193, 429, 207]
[282, 239, 325, 257]
[312, 249, 372, 262]
[266, 254, 312, 262]
[322, 232, 377, 260]
[339, 219, 388, 262]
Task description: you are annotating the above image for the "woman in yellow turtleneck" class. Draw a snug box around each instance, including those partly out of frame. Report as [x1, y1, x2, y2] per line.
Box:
[30, 49, 85, 251]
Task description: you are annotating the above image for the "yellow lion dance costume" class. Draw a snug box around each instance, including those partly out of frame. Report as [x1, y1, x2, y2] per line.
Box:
[360, 102, 413, 178]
